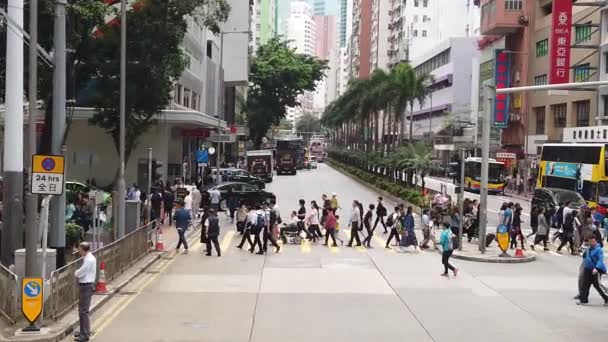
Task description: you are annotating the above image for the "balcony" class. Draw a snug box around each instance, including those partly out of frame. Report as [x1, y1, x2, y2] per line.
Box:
[480, 0, 526, 36]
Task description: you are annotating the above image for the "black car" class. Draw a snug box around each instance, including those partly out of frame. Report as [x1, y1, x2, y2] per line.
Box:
[201, 182, 276, 211]
[213, 168, 266, 189]
[531, 187, 586, 218]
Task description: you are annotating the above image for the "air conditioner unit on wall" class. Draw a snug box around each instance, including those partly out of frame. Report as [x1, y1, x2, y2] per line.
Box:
[519, 16, 529, 24]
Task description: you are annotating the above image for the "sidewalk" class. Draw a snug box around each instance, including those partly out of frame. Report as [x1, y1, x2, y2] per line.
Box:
[0, 221, 201, 342]
[449, 240, 536, 263]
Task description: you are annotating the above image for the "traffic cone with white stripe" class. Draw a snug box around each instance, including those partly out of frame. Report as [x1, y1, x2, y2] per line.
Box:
[156, 227, 165, 251]
[514, 247, 524, 258]
[95, 261, 108, 294]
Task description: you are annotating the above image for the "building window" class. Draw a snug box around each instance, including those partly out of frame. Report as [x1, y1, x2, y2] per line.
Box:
[175, 84, 182, 105]
[414, 0, 419, 6]
[576, 100, 590, 126]
[574, 63, 591, 82]
[604, 96, 608, 117]
[534, 74, 547, 85]
[535, 39, 548, 57]
[413, 30, 418, 37]
[423, 0, 428, 7]
[422, 30, 427, 37]
[505, 0, 522, 10]
[423, 15, 429, 22]
[413, 14, 418, 22]
[553, 103, 567, 128]
[575, 23, 592, 43]
[535, 107, 545, 134]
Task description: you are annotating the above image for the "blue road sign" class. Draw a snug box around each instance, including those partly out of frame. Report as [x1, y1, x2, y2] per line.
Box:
[196, 150, 209, 163]
[24, 281, 41, 297]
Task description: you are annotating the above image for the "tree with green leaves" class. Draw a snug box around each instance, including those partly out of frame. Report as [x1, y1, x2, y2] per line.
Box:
[296, 112, 322, 133]
[0, 0, 230, 166]
[246, 38, 327, 147]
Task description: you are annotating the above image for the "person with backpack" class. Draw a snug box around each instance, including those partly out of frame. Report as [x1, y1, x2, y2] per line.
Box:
[204, 209, 221, 257]
[439, 223, 458, 277]
[557, 210, 578, 255]
[249, 205, 266, 255]
[362, 204, 375, 248]
[263, 202, 281, 253]
[576, 235, 608, 305]
[347, 200, 363, 247]
[373, 197, 388, 234]
[385, 207, 402, 249]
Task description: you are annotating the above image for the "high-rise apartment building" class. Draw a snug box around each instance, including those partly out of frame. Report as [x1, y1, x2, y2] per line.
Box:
[371, 0, 391, 71]
[387, 0, 470, 65]
[286, 1, 317, 125]
[350, 0, 373, 79]
[314, 15, 337, 60]
[251, 0, 277, 54]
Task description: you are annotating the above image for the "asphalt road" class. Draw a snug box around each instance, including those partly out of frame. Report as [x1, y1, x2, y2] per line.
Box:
[78, 163, 607, 342]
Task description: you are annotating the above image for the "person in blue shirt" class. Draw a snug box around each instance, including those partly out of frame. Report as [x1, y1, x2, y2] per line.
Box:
[173, 200, 191, 254]
[400, 206, 418, 250]
[439, 223, 458, 277]
[577, 235, 608, 305]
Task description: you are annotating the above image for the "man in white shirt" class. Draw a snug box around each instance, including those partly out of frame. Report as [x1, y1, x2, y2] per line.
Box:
[74, 242, 97, 342]
[184, 191, 193, 212]
[190, 187, 202, 219]
[208, 188, 221, 211]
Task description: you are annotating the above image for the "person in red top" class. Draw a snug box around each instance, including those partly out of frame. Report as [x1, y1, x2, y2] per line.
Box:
[323, 209, 338, 247]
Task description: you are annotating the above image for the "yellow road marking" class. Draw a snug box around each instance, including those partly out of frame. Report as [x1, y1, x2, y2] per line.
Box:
[221, 231, 236, 250]
[301, 240, 311, 253]
[91, 253, 177, 339]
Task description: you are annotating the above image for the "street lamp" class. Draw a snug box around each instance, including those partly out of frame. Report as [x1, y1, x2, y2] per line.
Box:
[215, 29, 251, 183]
[117, 0, 127, 238]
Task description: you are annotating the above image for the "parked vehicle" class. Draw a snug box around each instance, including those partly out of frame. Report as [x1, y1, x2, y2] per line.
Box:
[201, 182, 276, 211]
[246, 150, 274, 182]
[211, 168, 265, 189]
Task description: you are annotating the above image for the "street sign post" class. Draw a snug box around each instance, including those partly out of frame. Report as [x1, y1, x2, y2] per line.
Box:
[21, 277, 43, 330]
[31, 155, 65, 195]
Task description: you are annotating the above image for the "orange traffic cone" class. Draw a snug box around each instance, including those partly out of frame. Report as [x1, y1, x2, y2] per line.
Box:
[514, 248, 524, 258]
[96, 261, 108, 294]
[156, 228, 165, 252]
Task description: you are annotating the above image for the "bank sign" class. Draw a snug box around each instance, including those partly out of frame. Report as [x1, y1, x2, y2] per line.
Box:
[549, 0, 572, 84]
[493, 49, 510, 128]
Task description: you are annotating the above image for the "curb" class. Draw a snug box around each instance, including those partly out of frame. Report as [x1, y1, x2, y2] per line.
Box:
[1, 227, 201, 342]
[450, 252, 536, 264]
[326, 160, 422, 213]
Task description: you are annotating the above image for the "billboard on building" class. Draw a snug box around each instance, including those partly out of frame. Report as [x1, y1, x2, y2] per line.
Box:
[492, 49, 510, 128]
[549, 0, 572, 84]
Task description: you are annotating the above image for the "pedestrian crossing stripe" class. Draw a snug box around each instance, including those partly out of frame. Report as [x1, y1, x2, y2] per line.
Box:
[221, 231, 236, 251]
[300, 240, 312, 253]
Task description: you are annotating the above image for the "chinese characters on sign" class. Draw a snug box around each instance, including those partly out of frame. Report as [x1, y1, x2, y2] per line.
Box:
[493, 49, 510, 128]
[31, 155, 65, 195]
[549, 0, 572, 84]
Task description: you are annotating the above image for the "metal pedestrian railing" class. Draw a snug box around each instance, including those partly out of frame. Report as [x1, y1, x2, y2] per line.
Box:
[0, 263, 19, 324]
[45, 221, 157, 320]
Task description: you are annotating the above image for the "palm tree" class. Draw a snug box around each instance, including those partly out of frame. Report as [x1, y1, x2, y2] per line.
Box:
[408, 72, 433, 144]
[402, 142, 438, 191]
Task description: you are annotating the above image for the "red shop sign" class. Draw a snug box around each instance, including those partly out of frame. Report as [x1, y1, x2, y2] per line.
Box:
[549, 0, 572, 84]
[181, 128, 210, 138]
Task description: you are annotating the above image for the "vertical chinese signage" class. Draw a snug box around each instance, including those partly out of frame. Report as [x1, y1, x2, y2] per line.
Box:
[549, 0, 572, 84]
[493, 49, 510, 128]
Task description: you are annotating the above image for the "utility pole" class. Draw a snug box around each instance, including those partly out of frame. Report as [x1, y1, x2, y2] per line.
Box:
[117, 0, 127, 238]
[24, 0, 39, 277]
[215, 32, 224, 183]
[147, 148, 152, 223]
[458, 147, 465, 251]
[49, 0, 67, 266]
[478, 82, 495, 253]
[1, 0, 24, 266]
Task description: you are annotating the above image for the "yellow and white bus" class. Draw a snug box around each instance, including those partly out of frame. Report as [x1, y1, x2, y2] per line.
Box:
[537, 143, 608, 214]
[464, 157, 506, 194]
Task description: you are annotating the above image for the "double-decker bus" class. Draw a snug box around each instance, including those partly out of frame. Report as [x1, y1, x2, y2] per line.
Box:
[463, 157, 506, 194]
[309, 139, 325, 162]
[537, 143, 608, 213]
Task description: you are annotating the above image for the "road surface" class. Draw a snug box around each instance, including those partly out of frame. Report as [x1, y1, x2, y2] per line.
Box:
[74, 163, 607, 342]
